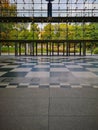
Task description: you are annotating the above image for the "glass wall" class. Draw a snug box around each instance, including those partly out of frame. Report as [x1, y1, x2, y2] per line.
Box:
[0, 0, 98, 56]
[0, 22, 98, 40]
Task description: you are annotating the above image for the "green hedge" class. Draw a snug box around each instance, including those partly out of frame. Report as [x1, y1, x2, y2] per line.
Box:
[1, 46, 79, 53]
[48, 48, 79, 53]
[94, 48, 98, 54]
[1, 46, 15, 53]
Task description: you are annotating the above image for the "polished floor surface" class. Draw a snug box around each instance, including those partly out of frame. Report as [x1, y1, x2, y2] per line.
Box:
[0, 56, 98, 130]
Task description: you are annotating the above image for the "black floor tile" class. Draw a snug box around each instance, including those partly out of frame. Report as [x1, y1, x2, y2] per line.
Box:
[18, 65, 35, 68]
[0, 68, 13, 71]
[39, 85, 49, 88]
[17, 85, 28, 88]
[0, 85, 7, 88]
[31, 68, 50, 71]
[50, 72, 68, 77]
[2, 72, 27, 77]
[9, 83, 19, 85]
[60, 85, 71, 88]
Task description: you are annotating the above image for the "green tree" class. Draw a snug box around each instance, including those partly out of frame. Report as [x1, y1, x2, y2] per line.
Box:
[29, 23, 40, 40]
[0, 0, 17, 45]
[0, 0, 17, 17]
[41, 23, 54, 40]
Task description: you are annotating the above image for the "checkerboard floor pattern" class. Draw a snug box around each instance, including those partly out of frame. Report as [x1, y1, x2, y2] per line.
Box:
[0, 56, 98, 88]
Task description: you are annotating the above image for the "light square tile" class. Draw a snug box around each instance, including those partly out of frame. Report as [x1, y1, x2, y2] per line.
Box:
[1, 65, 18, 68]
[71, 85, 82, 88]
[81, 84, 91, 86]
[6, 85, 17, 88]
[50, 85, 60, 88]
[40, 83, 49, 86]
[19, 83, 29, 86]
[93, 86, 98, 88]
[34, 65, 50, 68]
[72, 72, 98, 78]
[11, 68, 32, 72]
[0, 72, 7, 76]
[25, 72, 49, 78]
[60, 83, 70, 86]
[0, 83, 9, 86]
[50, 68, 69, 72]
[66, 65, 83, 68]
[0, 63, 8, 66]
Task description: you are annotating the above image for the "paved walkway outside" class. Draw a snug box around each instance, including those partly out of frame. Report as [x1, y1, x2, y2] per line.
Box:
[0, 56, 98, 130]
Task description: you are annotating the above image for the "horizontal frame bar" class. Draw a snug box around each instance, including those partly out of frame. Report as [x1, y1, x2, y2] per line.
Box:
[0, 17, 98, 23]
[0, 40, 98, 43]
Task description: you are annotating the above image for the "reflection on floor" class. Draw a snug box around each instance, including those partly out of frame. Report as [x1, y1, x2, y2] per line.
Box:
[0, 56, 98, 88]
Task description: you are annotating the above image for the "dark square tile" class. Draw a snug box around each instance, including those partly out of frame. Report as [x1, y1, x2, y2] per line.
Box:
[50, 83, 60, 85]
[64, 63, 77, 65]
[0, 68, 13, 71]
[9, 83, 19, 85]
[39, 85, 49, 88]
[8, 63, 21, 65]
[18, 65, 35, 68]
[82, 84, 92, 88]
[31, 68, 50, 71]
[30, 78, 40, 82]
[30, 82, 39, 85]
[83, 65, 98, 68]
[93, 72, 98, 75]
[0, 85, 7, 88]
[50, 72, 67, 77]
[50, 65, 65, 68]
[18, 85, 28, 88]
[60, 85, 71, 88]
[92, 63, 98, 65]
[38, 63, 50, 65]
[2, 72, 27, 77]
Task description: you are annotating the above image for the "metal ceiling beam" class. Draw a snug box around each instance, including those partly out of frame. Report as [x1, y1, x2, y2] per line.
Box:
[0, 17, 98, 23]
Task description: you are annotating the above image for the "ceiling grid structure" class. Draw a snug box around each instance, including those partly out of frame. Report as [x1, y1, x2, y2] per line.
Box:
[0, 0, 97, 18]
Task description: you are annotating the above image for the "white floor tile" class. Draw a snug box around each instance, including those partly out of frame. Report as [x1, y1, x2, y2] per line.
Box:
[25, 72, 49, 78]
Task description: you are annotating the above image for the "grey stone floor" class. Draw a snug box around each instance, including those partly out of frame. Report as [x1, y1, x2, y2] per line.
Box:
[0, 56, 98, 130]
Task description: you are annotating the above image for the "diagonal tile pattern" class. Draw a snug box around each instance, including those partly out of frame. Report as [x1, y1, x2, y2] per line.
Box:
[0, 56, 98, 88]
